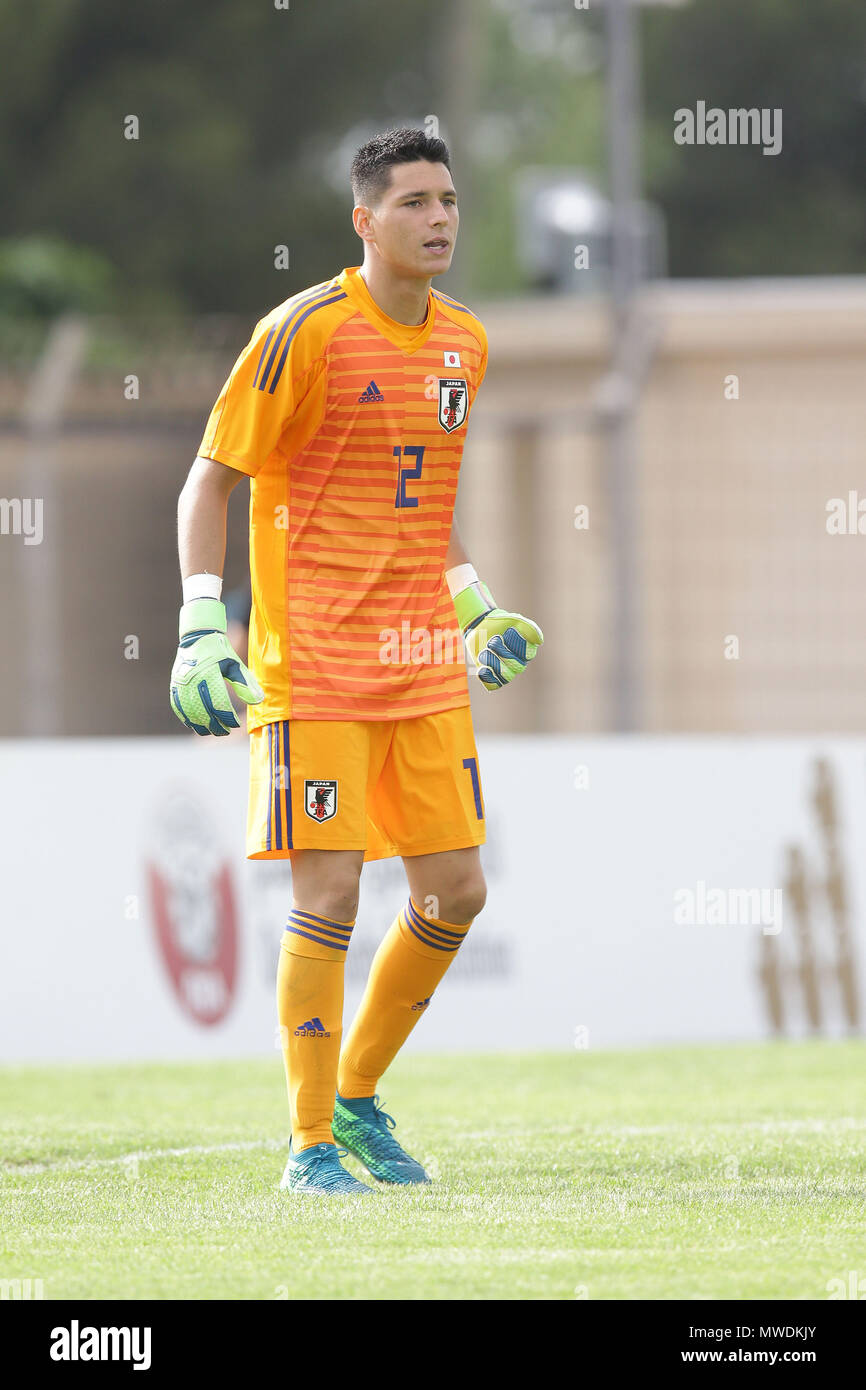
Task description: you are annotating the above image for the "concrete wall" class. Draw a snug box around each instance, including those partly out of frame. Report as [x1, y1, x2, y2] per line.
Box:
[1, 278, 865, 736]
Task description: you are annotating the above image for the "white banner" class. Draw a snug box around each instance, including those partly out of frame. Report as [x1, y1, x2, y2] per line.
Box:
[0, 736, 863, 1060]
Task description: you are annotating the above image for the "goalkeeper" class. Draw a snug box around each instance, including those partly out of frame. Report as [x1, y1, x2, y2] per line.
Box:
[170, 565, 540, 735]
[170, 127, 543, 1199]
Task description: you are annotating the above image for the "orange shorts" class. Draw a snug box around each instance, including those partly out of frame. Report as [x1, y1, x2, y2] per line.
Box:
[247, 704, 485, 862]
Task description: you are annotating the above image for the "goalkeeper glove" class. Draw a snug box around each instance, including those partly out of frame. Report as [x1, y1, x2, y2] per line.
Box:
[170, 597, 263, 736]
[453, 576, 543, 691]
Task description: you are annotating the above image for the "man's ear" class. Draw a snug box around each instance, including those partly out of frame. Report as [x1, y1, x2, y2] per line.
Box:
[352, 204, 375, 244]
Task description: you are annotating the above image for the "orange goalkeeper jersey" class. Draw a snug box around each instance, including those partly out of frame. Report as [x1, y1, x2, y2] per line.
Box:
[198, 266, 488, 727]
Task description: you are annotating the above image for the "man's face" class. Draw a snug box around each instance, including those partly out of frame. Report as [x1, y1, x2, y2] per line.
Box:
[357, 160, 458, 276]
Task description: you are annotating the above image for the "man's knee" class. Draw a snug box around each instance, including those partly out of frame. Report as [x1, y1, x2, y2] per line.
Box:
[435, 872, 487, 927]
[291, 849, 364, 923]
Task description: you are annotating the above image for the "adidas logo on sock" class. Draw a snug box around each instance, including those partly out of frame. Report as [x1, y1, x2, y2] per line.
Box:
[294, 1017, 331, 1037]
[357, 379, 385, 403]
[410, 997, 432, 1011]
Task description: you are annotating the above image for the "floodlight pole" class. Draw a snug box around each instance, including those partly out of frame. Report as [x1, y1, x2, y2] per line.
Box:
[602, 0, 642, 732]
[442, 0, 483, 302]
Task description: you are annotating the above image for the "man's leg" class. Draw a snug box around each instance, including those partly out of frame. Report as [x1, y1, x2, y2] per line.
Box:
[337, 846, 486, 1098]
[277, 848, 364, 1150]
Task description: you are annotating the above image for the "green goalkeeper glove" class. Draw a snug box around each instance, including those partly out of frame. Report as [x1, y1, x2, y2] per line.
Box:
[453, 578, 543, 691]
[170, 597, 263, 736]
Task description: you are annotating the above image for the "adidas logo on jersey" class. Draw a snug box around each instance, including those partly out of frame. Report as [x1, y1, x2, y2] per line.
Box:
[294, 1017, 331, 1037]
[357, 379, 385, 403]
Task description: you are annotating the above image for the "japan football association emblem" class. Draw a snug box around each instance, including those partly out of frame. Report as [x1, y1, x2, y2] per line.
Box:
[437, 377, 468, 433]
[305, 779, 338, 822]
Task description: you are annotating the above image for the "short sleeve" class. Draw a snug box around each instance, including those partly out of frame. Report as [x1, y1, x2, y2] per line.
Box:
[472, 319, 489, 394]
[197, 313, 321, 477]
[466, 322, 488, 420]
[476, 340, 489, 392]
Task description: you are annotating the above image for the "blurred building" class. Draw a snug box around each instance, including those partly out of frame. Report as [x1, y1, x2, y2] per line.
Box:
[1, 276, 866, 737]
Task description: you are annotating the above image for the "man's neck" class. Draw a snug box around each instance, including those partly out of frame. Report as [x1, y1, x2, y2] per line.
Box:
[358, 261, 430, 326]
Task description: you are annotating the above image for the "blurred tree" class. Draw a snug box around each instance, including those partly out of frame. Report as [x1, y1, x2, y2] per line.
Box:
[1, 0, 864, 311]
[0, 0, 446, 312]
[0, 0, 606, 310]
[641, 0, 866, 276]
[0, 234, 115, 316]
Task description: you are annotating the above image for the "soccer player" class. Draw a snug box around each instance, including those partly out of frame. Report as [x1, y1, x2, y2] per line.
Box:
[171, 129, 543, 1196]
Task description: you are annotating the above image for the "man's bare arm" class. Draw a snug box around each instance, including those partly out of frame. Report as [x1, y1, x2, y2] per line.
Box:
[177, 455, 243, 579]
[170, 455, 262, 736]
[445, 513, 472, 573]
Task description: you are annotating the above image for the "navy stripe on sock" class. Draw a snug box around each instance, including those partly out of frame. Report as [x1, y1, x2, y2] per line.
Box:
[285, 925, 350, 952]
[406, 899, 466, 942]
[291, 908, 354, 934]
[405, 919, 457, 952]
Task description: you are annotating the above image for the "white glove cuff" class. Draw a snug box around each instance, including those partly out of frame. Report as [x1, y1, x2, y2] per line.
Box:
[182, 572, 223, 603]
[445, 563, 478, 599]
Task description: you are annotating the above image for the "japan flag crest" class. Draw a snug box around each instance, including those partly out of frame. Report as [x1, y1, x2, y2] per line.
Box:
[304, 779, 338, 822]
[437, 377, 468, 433]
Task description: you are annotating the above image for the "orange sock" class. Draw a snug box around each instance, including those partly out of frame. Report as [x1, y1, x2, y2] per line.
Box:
[337, 897, 472, 1099]
[276, 908, 354, 1151]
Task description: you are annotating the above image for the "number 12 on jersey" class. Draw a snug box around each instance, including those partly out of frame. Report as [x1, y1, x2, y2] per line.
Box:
[394, 445, 424, 509]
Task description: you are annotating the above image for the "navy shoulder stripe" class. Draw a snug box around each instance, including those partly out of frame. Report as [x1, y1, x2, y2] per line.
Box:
[432, 289, 477, 316]
[253, 283, 334, 390]
[254, 282, 345, 393]
[267, 291, 346, 394]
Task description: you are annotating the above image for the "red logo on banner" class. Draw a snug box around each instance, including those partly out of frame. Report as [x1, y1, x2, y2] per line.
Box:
[146, 792, 239, 1027]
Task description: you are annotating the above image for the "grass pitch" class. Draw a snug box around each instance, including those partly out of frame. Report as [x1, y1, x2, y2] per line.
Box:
[2, 1041, 864, 1300]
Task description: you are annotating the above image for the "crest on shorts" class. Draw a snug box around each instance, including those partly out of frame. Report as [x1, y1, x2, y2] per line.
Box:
[304, 779, 338, 822]
[437, 377, 468, 433]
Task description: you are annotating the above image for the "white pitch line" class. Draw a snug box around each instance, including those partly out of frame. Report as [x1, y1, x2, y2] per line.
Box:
[3, 1138, 285, 1176]
[3, 1117, 864, 1177]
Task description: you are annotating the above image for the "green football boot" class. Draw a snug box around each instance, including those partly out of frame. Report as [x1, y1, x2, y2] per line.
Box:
[332, 1093, 431, 1185]
[279, 1139, 373, 1197]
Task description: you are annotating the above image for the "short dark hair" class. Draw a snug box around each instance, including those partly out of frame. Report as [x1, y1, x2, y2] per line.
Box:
[351, 128, 451, 207]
